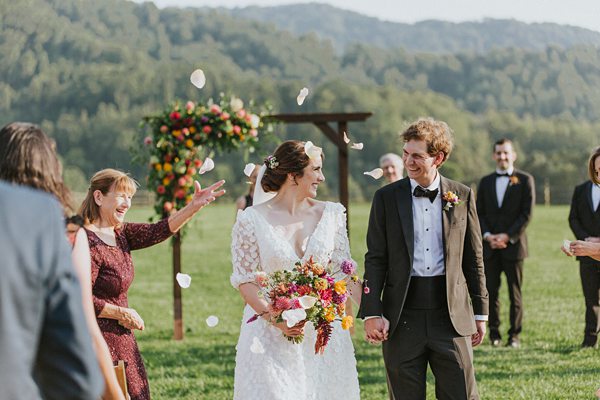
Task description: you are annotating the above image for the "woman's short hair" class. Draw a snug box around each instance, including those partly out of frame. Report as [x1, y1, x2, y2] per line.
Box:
[0, 122, 73, 213]
[400, 118, 454, 164]
[261, 140, 322, 192]
[78, 169, 138, 225]
[588, 146, 600, 185]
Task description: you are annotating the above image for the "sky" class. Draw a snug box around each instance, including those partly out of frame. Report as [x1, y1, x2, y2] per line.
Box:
[133, 0, 600, 33]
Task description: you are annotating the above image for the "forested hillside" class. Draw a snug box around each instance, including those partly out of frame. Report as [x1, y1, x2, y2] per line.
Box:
[1, 0, 598, 202]
[227, 3, 600, 53]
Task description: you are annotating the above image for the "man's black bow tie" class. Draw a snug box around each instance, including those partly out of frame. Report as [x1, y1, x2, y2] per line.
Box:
[496, 172, 510, 177]
[413, 186, 438, 203]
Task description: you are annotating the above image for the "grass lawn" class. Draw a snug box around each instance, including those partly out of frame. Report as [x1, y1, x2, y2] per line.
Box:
[124, 203, 598, 399]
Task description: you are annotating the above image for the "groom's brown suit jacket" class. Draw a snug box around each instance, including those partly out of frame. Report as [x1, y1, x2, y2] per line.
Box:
[358, 176, 488, 337]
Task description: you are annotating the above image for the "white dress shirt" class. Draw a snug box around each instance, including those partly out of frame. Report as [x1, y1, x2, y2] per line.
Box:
[495, 167, 514, 208]
[410, 175, 445, 277]
[592, 183, 600, 212]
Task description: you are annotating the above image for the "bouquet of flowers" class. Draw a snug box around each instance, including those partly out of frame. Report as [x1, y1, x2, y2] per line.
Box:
[248, 257, 359, 354]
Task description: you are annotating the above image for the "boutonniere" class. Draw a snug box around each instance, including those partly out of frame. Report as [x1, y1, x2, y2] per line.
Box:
[509, 175, 520, 186]
[442, 191, 462, 211]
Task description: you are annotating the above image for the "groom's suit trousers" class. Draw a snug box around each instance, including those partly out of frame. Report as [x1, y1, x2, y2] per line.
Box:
[382, 278, 479, 400]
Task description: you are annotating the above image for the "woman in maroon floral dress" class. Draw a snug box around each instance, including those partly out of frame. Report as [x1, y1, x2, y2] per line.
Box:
[78, 168, 225, 400]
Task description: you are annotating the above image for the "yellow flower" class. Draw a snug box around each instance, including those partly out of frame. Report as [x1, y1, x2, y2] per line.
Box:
[162, 177, 171, 186]
[341, 315, 354, 330]
[334, 280, 347, 295]
[171, 129, 181, 137]
[189, 126, 197, 133]
[154, 163, 162, 171]
[324, 308, 336, 322]
[314, 278, 328, 291]
[163, 162, 173, 172]
[185, 139, 194, 148]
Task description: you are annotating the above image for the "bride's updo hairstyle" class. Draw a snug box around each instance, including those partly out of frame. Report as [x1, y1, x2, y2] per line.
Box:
[261, 140, 321, 192]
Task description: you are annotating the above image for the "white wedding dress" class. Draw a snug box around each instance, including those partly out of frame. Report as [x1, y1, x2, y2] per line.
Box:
[230, 201, 360, 399]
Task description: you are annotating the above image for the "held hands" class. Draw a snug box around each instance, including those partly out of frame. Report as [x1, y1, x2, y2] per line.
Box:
[565, 238, 600, 257]
[471, 320, 486, 346]
[118, 307, 145, 331]
[274, 320, 307, 337]
[364, 316, 390, 345]
[191, 180, 226, 211]
[486, 233, 509, 249]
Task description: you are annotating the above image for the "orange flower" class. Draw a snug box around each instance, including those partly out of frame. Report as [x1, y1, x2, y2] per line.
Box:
[334, 281, 347, 295]
[341, 316, 354, 330]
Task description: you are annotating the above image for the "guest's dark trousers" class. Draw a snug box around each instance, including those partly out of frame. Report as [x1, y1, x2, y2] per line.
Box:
[579, 261, 600, 343]
[382, 277, 479, 400]
[484, 253, 523, 339]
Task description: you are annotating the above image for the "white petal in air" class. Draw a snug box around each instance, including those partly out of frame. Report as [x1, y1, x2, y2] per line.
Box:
[304, 141, 322, 160]
[176, 273, 191, 288]
[351, 143, 364, 150]
[298, 295, 318, 310]
[190, 69, 206, 89]
[296, 87, 309, 105]
[198, 157, 214, 174]
[364, 168, 384, 180]
[250, 337, 265, 354]
[281, 308, 306, 328]
[250, 114, 260, 129]
[343, 131, 350, 144]
[206, 315, 219, 328]
[243, 163, 256, 177]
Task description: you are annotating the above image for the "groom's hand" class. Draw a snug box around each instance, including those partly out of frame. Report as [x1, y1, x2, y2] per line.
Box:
[365, 317, 389, 344]
[471, 320, 486, 346]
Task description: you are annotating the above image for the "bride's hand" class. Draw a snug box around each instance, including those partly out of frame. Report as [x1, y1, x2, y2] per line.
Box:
[274, 320, 306, 337]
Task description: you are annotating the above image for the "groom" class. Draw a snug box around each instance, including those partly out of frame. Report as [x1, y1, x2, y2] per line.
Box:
[358, 118, 488, 400]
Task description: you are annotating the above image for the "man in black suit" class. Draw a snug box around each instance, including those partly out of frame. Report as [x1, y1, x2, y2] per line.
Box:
[359, 118, 488, 400]
[476, 138, 535, 348]
[0, 182, 103, 399]
[567, 146, 600, 348]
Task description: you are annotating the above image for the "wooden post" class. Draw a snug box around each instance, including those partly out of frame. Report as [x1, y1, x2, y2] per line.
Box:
[544, 178, 550, 206]
[338, 121, 349, 231]
[172, 232, 183, 340]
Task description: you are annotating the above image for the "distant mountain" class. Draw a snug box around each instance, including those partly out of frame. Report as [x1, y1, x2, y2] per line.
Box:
[223, 3, 600, 53]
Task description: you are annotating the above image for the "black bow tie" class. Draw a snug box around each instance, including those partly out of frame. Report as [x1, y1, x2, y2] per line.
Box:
[413, 186, 438, 203]
[496, 172, 510, 177]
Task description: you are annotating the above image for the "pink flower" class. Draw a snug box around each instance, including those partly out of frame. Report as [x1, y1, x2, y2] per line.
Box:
[209, 104, 221, 114]
[160, 125, 168, 133]
[221, 112, 230, 121]
[249, 129, 258, 137]
[169, 111, 181, 121]
[175, 189, 186, 199]
[340, 260, 356, 275]
[143, 136, 153, 145]
[232, 125, 241, 134]
[255, 272, 268, 287]
[202, 125, 212, 134]
[156, 185, 166, 194]
[274, 297, 292, 311]
[236, 109, 246, 118]
[178, 177, 187, 187]
[185, 101, 195, 112]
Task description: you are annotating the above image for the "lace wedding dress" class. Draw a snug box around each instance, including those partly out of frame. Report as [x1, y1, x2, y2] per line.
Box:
[230, 201, 360, 399]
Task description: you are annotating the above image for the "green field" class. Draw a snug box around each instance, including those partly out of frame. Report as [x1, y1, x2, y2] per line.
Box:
[125, 203, 598, 399]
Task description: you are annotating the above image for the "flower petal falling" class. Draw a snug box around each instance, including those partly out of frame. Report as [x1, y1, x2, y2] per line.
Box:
[363, 168, 384, 179]
[198, 157, 214, 174]
[343, 131, 350, 144]
[190, 69, 206, 89]
[206, 315, 219, 328]
[351, 143, 364, 150]
[304, 141, 322, 160]
[176, 273, 192, 288]
[244, 163, 256, 177]
[296, 87, 309, 105]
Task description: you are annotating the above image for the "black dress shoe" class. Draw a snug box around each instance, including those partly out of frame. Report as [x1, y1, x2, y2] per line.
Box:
[506, 337, 520, 348]
[581, 338, 597, 348]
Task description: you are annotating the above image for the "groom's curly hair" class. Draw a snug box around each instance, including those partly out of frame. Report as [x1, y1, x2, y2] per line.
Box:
[400, 118, 454, 164]
[261, 140, 323, 192]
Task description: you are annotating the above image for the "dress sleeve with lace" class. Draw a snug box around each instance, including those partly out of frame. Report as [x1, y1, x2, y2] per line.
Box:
[230, 209, 260, 289]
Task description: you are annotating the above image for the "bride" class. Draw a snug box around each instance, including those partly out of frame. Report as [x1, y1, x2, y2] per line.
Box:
[230, 140, 361, 399]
